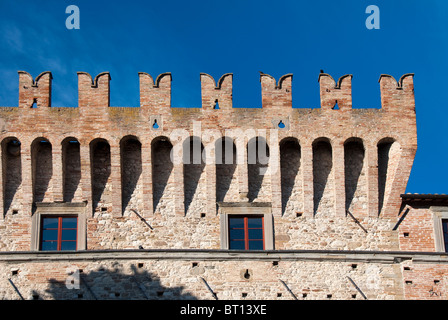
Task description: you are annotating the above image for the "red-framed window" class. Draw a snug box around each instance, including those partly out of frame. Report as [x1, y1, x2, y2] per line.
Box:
[40, 216, 78, 251]
[229, 216, 264, 250]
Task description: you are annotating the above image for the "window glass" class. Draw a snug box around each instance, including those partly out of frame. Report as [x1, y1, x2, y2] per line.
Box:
[61, 229, 77, 241]
[62, 217, 77, 229]
[41, 241, 58, 251]
[248, 240, 264, 250]
[42, 229, 58, 241]
[41, 216, 77, 251]
[248, 228, 263, 240]
[229, 217, 244, 229]
[229, 228, 245, 240]
[228, 216, 264, 250]
[61, 241, 77, 251]
[229, 240, 245, 250]
[43, 218, 58, 229]
[247, 218, 263, 229]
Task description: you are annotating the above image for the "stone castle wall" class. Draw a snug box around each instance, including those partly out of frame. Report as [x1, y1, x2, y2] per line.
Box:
[0, 69, 440, 301]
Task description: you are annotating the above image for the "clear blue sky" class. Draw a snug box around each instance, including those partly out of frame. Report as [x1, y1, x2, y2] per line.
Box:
[0, 0, 446, 194]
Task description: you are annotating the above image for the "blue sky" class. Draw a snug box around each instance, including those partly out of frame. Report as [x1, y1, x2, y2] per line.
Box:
[0, 0, 446, 194]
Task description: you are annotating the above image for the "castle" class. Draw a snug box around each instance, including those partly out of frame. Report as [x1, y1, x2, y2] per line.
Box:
[0, 70, 446, 300]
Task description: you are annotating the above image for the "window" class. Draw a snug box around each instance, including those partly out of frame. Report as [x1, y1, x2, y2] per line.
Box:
[443, 220, 448, 253]
[218, 202, 274, 250]
[432, 207, 448, 252]
[229, 216, 264, 250]
[31, 203, 86, 252]
[40, 216, 77, 251]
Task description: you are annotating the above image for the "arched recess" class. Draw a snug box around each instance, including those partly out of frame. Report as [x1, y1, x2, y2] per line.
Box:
[312, 138, 333, 216]
[90, 138, 111, 214]
[183, 136, 206, 215]
[377, 138, 401, 216]
[1, 137, 22, 215]
[62, 137, 81, 202]
[151, 136, 174, 215]
[247, 136, 270, 202]
[31, 137, 53, 203]
[280, 137, 302, 215]
[120, 136, 142, 215]
[215, 136, 238, 203]
[344, 138, 367, 216]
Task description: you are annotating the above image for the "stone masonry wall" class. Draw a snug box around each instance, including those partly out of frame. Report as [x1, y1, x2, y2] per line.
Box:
[1, 251, 447, 300]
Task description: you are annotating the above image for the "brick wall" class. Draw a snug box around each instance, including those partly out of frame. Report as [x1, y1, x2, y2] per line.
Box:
[398, 206, 437, 252]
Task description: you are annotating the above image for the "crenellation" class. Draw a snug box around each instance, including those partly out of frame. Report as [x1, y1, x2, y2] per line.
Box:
[260, 72, 293, 109]
[378, 73, 415, 112]
[318, 73, 352, 110]
[77, 72, 111, 109]
[18, 71, 52, 109]
[200, 73, 233, 110]
[139, 72, 171, 113]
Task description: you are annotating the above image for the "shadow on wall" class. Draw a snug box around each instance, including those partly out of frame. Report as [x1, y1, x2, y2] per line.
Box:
[377, 138, 400, 216]
[152, 137, 174, 214]
[216, 137, 237, 203]
[44, 264, 198, 300]
[344, 139, 365, 213]
[121, 136, 142, 214]
[62, 138, 81, 202]
[183, 137, 205, 214]
[32, 138, 53, 205]
[90, 139, 111, 214]
[2, 138, 22, 216]
[280, 138, 301, 215]
[247, 137, 270, 202]
[313, 139, 333, 215]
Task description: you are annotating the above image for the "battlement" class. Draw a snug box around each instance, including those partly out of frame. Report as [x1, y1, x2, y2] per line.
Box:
[6, 71, 415, 111]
